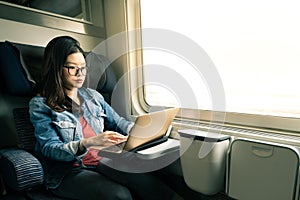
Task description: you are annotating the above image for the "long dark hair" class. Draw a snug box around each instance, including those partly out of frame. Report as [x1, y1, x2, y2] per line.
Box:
[38, 36, 85, 112]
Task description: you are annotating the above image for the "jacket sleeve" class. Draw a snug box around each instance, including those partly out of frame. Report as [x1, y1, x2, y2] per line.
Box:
[89, 89, 134, 135]
[29, 97, 87, 162]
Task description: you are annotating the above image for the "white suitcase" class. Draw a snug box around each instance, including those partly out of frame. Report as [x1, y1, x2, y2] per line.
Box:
[227, 138, 300, 200]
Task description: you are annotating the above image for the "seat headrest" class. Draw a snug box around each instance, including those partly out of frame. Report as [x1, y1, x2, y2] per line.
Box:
[0, 41, 36, 96]
[85, 51, 117, 103]
[85, 52, 107, 90]
[0, 41, 116, 102]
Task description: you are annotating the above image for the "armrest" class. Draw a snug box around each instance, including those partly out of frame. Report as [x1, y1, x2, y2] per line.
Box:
[0, 148, 44, 191]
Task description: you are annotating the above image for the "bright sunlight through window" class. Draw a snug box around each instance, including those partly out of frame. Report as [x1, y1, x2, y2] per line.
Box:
[140, 0, 300, 118]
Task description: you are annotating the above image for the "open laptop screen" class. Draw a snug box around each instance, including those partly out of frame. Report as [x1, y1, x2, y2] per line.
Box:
[99, 107, 179, 154]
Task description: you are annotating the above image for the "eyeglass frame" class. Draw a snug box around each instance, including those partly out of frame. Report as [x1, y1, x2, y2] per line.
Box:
[63, 65, 88, 76]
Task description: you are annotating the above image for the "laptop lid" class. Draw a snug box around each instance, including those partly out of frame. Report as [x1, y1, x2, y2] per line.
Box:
[122, 107, 179, 152]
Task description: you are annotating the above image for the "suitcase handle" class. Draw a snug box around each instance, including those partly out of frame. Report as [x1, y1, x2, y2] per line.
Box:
[251, 145, 274, 157]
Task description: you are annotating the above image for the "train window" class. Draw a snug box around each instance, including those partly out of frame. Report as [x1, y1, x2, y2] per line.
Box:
[140, 0, 300, 120]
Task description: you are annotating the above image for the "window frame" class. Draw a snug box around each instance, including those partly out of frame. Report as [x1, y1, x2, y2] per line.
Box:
[125, 0, 300, 135]
[0, 0, 105, 37]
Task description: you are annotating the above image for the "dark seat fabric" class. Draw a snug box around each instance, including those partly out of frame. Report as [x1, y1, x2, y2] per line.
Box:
[0, 41, 36, 96]
[13, 107, 36, 152]
[2, 41, 116, 104]
[0, 42, 47, 194]
[0, 148, 44, 191]
[0, 107, 43, 192]
[13, 42, 45, 86]
[85, 51, 117, 104]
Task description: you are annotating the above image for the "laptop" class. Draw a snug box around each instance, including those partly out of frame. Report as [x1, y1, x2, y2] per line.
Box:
[98, 107, 179, 156]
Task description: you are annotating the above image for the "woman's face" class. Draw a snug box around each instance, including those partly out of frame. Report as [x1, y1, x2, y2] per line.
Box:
[63, 52, 86, 90]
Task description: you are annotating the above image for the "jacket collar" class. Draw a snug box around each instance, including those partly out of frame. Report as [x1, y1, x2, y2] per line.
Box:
[78, 88, 94, 102]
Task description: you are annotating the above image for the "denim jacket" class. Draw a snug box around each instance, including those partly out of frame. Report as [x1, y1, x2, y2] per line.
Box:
[29, 87, 134, 189]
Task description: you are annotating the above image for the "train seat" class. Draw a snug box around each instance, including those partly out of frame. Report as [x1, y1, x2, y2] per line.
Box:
[0, 40, 116, 199]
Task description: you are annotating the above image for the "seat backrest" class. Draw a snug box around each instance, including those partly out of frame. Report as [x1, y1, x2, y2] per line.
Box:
[0, 40, 117, 150]
[13, 42, 45, 86]
[0, 41, 36, 97]
[0, 41, 44, 150]
[13, 107, 35, 152]
[85, 52, 117, 103]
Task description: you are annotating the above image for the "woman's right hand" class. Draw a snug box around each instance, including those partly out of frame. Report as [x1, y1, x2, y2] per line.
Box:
[80, 131, 128, 148]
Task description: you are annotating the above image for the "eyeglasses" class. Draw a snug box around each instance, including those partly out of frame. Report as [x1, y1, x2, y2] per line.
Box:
[64, 66, 88, 76]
